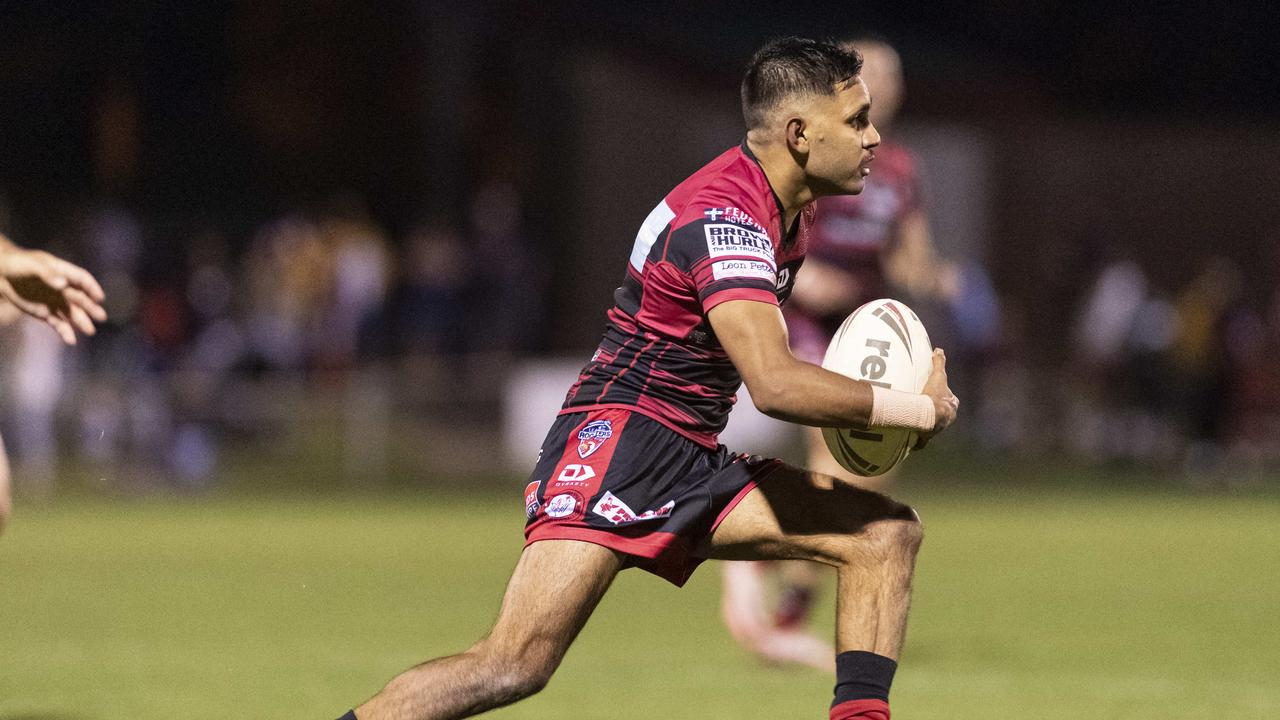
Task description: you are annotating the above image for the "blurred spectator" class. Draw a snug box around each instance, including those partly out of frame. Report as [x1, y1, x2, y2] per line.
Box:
[243, 214, 332, 371]
[387, 215, 472, 357]
[319, 212, 391, 367]
[1067, 257, 1182, 463]
[466, 179, 547, 354]
[1170, 257, 1245, 478]
[3, 315, 66, 495]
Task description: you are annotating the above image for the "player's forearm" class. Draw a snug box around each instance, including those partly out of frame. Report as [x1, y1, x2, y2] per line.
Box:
[749, 358, 875, 428]
[750, 358, 938, 433]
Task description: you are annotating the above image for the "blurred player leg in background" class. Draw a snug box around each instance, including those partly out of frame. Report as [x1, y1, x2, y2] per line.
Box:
[0, 299, 17, 537]
[0, 431, 10, 536]
[721, 559, 834, 672]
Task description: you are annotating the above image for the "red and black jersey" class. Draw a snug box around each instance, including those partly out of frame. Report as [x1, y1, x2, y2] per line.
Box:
[562, 142, 812, 448]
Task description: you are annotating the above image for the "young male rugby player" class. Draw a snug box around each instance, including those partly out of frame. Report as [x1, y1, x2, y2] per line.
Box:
[0, 233, 108, 536]
[340, 36, 958, 720]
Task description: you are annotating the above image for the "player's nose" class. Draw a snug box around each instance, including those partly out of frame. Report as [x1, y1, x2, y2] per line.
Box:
[864, 121, 882, 149]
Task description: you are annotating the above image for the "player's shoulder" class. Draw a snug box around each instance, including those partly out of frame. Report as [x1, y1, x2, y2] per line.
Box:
[666, 145, 774, 233]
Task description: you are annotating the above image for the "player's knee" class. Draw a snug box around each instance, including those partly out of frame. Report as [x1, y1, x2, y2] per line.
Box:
[868, 510, 924, 558]
[834, 510, 923, 566]
[494, 657, 554, 701]
[473, 639, 557, 702]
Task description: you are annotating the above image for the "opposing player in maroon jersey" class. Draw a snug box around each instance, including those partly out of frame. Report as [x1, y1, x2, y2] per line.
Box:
[0, 233, 108, 537]
[341, 37, 958, 720]
[721, 39, 961, 673]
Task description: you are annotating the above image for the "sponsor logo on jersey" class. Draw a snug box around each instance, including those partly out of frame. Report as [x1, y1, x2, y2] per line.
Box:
[524, 481, 541, 519]
[704, 224, 775, 264]
[711, 259, 776, 283]
[703, 206, 768, 234]
[545, 492, 581, 519]
[555, 463, 597, 486]
[576, 420, 613, 458]
[591, 490, 675, 525]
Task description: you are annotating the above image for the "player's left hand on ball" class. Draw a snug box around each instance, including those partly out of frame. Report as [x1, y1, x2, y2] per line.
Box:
[914, 348, 959, 450]
[0, 248, 107, 345]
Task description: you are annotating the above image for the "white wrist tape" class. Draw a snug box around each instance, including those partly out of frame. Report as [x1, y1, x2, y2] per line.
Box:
[869, 386, 937, 431]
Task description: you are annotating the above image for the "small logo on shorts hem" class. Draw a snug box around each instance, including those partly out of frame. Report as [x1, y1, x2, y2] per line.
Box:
[592, 491, 674, 525]
[545, 492, 581, 519]
[524, 481, 541, 519]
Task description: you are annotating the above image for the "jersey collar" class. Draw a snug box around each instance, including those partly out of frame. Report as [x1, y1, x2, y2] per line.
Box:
[740, 139, 801, 246]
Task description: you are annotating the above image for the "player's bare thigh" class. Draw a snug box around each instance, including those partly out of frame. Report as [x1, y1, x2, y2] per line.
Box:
[698, 462, 917, 565]
[483, 540, 626, 658]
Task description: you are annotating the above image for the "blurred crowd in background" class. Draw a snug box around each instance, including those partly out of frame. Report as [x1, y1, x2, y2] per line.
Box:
[3, 2, 1280, 494]
[0, 183, 549, 491]
[4, 185, 1280, 493]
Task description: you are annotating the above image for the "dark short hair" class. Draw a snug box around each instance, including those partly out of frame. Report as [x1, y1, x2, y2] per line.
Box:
[741, 37, 863, 129]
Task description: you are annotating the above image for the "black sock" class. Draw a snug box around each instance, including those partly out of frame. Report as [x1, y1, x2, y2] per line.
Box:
[335, 711, 357, 720]
[832, 650, 898, 705]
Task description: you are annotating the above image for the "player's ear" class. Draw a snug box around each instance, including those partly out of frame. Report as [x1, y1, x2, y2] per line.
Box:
[785, 116, 808, 154]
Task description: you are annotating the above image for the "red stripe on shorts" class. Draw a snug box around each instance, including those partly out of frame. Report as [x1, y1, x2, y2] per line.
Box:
[538, 409, 632, 521]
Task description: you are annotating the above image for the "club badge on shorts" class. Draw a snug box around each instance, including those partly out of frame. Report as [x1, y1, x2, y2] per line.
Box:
[576, 420, 613, 458]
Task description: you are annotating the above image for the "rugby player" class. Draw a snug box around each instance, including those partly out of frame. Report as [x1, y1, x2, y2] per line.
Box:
[721, 39, 961, 673]
[340, 36, 958, 720]
[0, 233, 108, 536]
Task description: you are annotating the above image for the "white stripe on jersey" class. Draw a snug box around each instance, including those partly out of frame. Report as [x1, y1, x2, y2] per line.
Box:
[629, 200, 677, 273]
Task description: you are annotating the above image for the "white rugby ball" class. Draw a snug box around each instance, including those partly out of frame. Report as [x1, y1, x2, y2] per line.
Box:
[821, 298, 932, 476]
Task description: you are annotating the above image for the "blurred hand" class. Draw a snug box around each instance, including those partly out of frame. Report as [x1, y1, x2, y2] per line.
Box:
[788, 258, 863, 316]
[914, 348, 959, 450]
[935, 261, 963, 303]
[0, 243, 107, 345]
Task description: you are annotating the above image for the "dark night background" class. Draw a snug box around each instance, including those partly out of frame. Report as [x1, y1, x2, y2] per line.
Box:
[2, 2, 1279, 446]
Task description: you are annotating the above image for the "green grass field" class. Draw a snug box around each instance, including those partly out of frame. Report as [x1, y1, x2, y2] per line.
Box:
[2, 454, 1278, 719]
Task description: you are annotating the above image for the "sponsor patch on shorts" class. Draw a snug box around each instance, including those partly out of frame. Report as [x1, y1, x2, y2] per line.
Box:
[592, 490, 675, 525]
[545, 492, 582, 519]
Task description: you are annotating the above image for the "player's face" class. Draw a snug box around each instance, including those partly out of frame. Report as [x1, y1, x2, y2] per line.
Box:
[801, 77, 880, 197]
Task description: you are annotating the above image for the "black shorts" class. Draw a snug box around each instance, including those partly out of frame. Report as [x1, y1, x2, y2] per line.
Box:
[523, 408, 781, 586]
